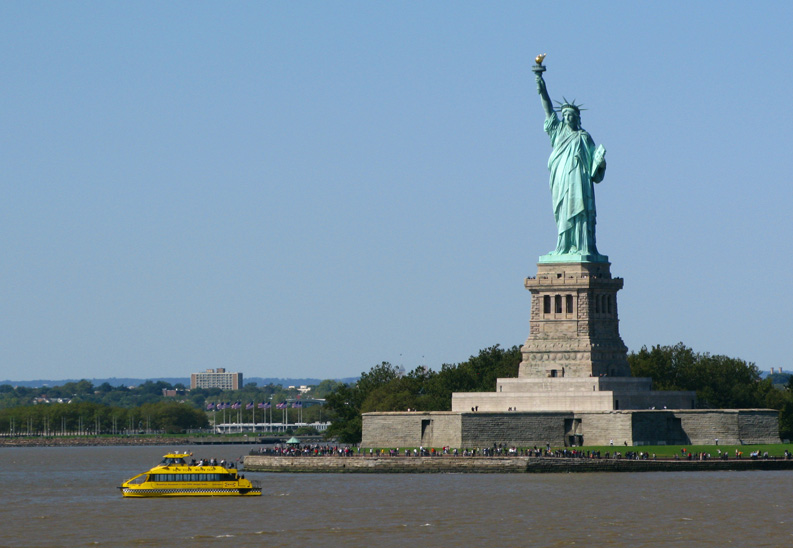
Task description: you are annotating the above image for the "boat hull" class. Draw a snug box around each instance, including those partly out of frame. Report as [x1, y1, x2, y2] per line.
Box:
[120, 486, 262, 497]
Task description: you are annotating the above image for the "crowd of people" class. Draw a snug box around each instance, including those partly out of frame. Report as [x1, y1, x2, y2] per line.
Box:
[253, 444, 357, 457]
[187, 457, 238, 468]
[251, 443, 793, 461]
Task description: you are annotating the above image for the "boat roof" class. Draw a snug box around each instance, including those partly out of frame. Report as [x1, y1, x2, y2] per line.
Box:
[163, 452, 193, 458]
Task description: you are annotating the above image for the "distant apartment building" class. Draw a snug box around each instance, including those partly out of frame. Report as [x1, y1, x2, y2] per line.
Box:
[190, 368, 243, 390]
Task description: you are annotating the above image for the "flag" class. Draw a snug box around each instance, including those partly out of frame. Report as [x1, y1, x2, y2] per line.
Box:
[257, 402, 265, 409]
[264, 402, 271, 409]
[246, 401, 254, 410]
[277, 402, 287, 409]
[206, 402, 215, 410]
[292, 401, 302, 408]
[232, 401, 241, 410]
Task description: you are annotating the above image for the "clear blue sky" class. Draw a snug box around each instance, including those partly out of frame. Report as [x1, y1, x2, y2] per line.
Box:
[2, 2, 791, 381]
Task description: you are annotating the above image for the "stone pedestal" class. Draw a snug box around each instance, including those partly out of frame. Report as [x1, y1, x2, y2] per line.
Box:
[520, 262, 630, 378]
[450, 260, 695, 414]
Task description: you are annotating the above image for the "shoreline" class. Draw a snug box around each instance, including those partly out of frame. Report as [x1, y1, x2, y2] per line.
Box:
[0, 436, 261, 448]
[243, 454, 793, 473]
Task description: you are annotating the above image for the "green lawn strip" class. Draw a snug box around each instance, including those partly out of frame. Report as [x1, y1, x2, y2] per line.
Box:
[363, 443, 793, 459]
[573, 444, 793, 458]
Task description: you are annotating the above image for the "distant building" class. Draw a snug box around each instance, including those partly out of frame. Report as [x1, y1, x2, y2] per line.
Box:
[190, 368, 242, 390]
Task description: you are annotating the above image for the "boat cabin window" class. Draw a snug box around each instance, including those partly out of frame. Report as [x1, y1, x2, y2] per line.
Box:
[149, 473, 236, 482]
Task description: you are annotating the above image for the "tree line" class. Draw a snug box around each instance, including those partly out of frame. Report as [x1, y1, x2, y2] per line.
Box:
[0, 378, 343, 410]
[0, 400, 209, 435]
[0, 378, 345, 435]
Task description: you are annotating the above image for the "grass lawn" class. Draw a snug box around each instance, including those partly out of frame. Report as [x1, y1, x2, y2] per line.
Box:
[367, 443, 793, 459]
[569, 443, 793, 458]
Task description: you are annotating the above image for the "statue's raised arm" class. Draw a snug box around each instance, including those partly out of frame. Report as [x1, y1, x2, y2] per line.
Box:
[532, 54, 554, 119]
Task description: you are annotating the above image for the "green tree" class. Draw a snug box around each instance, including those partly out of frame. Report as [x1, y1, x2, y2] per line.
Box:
[313, 379, 343, 399]
[779, 400, 793, 441]
[324, 383, 362, 443]
[628, 343, 763, 408]
[457, 345, 521, 393]
[139, 401, 208, 433]
[628, 343, 696, 391]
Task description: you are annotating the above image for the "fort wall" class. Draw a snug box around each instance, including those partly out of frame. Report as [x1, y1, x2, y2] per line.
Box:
[361, 409, 780, 448]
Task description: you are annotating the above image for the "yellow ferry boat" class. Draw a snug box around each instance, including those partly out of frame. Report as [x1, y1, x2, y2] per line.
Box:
[119, 452, 261, 497]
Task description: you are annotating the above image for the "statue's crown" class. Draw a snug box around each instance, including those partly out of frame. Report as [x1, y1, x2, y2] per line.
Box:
[555, 97, 585, 115]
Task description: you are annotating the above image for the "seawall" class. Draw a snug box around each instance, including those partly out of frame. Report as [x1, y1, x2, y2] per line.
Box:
[244, 455, 793, 473]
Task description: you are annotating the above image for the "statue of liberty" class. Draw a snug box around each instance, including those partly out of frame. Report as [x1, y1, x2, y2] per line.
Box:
[533, 55, 608, 263]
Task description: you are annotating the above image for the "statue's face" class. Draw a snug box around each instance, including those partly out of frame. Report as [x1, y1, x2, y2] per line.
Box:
[562, 109, 580, 130]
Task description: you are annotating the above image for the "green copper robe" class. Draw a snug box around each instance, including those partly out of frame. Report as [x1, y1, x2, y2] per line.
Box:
[543, 113, 605, 261]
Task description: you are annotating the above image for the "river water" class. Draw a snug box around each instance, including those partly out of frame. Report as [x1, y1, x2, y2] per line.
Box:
[1, 444, 791, 547]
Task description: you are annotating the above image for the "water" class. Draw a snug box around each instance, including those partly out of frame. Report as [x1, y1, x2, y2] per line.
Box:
[2, 445, 792, 547]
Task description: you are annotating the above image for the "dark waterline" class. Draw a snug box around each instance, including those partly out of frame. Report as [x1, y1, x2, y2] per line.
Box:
[3, 445, 792, 547]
